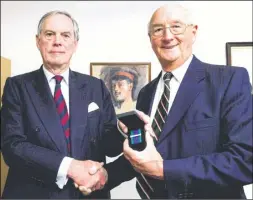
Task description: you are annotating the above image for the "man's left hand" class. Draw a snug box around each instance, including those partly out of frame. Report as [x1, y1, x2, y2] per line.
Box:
[123, 130, 164, 180]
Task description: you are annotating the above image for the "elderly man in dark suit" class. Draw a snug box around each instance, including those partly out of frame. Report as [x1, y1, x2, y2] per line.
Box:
[1, 10, 127, 199]
[92, 3, 252, 199]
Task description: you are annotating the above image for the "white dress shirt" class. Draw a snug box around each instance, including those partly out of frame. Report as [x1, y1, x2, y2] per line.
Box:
[42, 66, 73, 189]
[149, 55, 193, 123]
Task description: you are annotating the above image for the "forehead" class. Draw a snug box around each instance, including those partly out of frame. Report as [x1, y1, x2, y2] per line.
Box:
[41, 14, 74, 32]
[112, 79, 128, 83]
[150, 5, 189, 25]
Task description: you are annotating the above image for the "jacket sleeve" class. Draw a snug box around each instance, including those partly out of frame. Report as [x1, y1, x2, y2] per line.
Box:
[163, 67, 253, 187]
[104, 155, 138, 190]
[1, 77, 65, 183]
[99, 79, 138, 189]
[99, 79, 125, 157]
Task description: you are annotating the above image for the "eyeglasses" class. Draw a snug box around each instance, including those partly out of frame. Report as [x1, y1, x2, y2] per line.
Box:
[149, 24, 192, 37]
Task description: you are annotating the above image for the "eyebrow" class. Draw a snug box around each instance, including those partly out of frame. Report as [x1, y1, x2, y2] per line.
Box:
[62, 31, 71, 35]
[43, 30, 72, 35]
[151, 20, 184, 27]
[151, 24, 164, 27]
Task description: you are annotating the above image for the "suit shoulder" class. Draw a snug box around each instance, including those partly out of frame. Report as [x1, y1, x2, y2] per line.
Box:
[202, 61, 247, 75]
[201, 61, 250, 83]
[7, 69, 39, 83]
[199, 61, 251, 94]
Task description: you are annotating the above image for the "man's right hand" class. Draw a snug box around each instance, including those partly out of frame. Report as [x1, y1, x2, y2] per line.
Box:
[75, 166, 108, 196]
[67, 159, 104, 188]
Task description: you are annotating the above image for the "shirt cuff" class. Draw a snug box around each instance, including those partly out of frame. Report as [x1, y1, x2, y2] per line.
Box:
[56, 156, 73, 189]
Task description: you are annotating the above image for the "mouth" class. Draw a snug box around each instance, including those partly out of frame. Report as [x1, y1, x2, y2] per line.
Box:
[161, 44, 178, 49]
[50, 51, 65, 54]
[114, 93, 120, 97]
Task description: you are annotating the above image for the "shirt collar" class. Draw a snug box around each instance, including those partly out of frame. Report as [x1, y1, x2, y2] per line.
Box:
[161, 54, 193, 83]
[42, 65, 69, 85]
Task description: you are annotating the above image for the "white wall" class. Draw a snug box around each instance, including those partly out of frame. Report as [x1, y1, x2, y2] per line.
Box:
[1, 1, 252, 199]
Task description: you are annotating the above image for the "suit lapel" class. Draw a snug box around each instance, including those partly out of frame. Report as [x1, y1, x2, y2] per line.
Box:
[138, 73, 161, 116]
[68, 71, 88, 158]
[147, 73, 162, 116]
[25, 67, 68, 154]
[157, 56, 206, 145]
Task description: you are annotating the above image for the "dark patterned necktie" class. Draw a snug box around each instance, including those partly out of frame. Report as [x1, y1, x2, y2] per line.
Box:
[54, 75, 71, 154]
[152, 72, 173, 138]
[136, 72, 173, 199]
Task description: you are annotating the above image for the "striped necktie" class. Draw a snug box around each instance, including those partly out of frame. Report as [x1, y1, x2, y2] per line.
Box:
[54, 75, 71, 154]
[152, 72, 173, 138]
[136, 72, 173, 199]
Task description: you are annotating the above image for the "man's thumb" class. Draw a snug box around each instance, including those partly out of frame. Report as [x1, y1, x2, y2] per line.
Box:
[89, 162, 104, 175]
[145, 131, 154, 145]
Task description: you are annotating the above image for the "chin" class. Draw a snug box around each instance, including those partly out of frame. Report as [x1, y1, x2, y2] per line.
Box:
[161, 56, 177, 63]
[164, 52, 181, 60]
[48, 60, 66, 66]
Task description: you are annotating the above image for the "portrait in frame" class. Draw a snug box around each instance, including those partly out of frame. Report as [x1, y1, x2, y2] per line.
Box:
[226, 42, 253, 92]
[90, 62, 151, 115]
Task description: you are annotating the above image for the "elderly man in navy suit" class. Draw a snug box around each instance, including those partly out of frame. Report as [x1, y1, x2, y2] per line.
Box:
[0, 10, 131, 199]
[87, 3, 252, 199]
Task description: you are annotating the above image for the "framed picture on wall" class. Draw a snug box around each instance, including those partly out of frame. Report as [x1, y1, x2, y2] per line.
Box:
[226, 42, 253, 84]
[226, 42, 253, 89]
[90, 62, 151, 115]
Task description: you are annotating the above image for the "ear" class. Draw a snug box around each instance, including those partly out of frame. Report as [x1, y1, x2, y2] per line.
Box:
[148, 33, 152, 42]
[36, 35, 40, 50]
[73, 40, 78, 53]
[192, 24, 198, 44]
[129, 82, 133, 90]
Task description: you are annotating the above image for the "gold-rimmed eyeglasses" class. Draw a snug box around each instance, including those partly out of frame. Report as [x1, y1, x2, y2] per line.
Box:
[149, 24, 193, 37]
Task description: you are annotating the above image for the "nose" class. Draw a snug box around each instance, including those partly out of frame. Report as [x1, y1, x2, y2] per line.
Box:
[162, 27, 174, 40]
[53, 34, 62, 46]
[114, 85, 119, 92]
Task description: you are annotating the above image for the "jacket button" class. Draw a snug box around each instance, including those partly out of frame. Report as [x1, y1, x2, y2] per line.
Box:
[35, 127, 40, 132]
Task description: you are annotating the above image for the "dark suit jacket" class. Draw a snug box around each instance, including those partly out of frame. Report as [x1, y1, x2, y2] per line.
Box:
[0, 67, 124, 199]
[106, 56, 253, 199]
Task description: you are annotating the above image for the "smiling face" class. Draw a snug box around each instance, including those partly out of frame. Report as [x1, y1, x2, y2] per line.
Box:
[149, 4, 198, 70]
[36, 13, 78, 70]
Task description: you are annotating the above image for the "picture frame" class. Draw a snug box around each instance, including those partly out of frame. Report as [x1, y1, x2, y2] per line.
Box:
[90, 62, 151, 115]
[225, 42, 252, 88]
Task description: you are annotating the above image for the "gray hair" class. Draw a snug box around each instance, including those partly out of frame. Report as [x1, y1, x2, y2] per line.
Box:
[37, 10, 79, 41]
[147, 3, 195, 35]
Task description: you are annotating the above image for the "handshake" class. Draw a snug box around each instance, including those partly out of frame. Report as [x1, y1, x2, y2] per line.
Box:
[67, 159, 107, 196]
[66, 110, 158, 196]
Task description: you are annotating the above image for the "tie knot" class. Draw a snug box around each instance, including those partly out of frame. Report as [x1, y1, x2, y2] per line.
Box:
[54, 75, 63, 84]
[163, 72, 173, 82]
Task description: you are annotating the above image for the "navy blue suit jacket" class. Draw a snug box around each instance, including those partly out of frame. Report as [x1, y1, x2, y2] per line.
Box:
[106, 56, 253, 199]
[1, 67, 124, 199]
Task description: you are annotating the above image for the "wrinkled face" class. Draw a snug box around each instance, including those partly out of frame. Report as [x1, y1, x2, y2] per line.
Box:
[112, 79, 133, 102]
[36, 14, 77, 68]
[149, 5, 198, 68]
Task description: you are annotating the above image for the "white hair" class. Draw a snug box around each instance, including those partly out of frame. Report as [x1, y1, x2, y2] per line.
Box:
[147, 3, 196, 35]
[37, 10, 79, 41]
